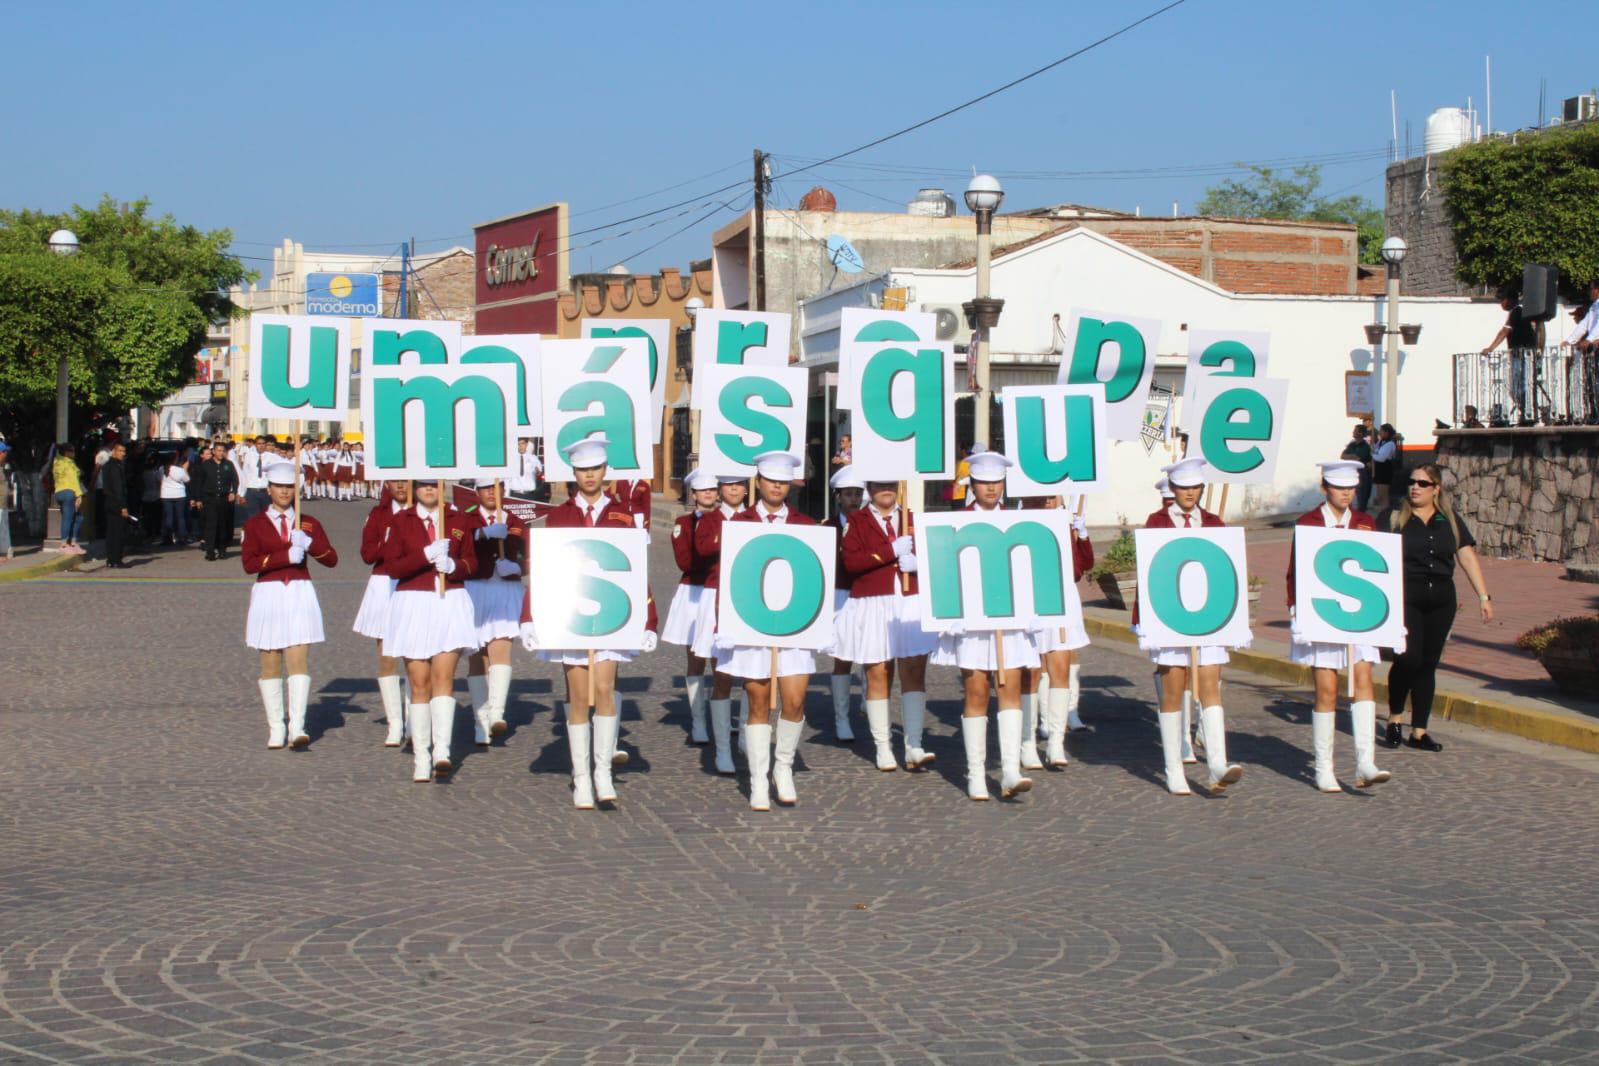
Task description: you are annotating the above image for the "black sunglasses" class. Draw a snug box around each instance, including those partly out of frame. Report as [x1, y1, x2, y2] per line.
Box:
[1407, 478, 1435, 488]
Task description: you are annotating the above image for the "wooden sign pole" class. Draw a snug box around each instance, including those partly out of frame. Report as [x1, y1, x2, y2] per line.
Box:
[436, 479, 449, 597]
[292, 422, 303, 532]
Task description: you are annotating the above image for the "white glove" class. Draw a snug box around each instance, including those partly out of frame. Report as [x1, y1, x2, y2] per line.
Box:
[289, 529, 313, 551]
[423, 539, 449, 562]
[1071, 516, 1088, 537]
[898, 553, 918, 573]
[433, 554, 456, 576]
[478, 521, 508, 541]
[287, 545, 306, 565]
[494, 558, 521, 579]
[520, 622, 538, 652]
[641, 631, 658, 653]
[892, 535, 915, 558]
[635, 514, 646, 530]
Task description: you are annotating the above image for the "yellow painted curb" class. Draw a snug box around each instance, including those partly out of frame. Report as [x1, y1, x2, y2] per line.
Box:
[0, 551, 83, 585]
[1082, 611, 1599, 756]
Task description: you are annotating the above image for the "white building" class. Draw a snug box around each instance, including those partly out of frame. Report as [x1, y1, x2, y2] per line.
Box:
[799, 226, 1504, 526]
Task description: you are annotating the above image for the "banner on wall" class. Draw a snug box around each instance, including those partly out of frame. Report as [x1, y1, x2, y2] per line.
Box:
[524, 528, 651, 651]
[715, 523, 837, 650]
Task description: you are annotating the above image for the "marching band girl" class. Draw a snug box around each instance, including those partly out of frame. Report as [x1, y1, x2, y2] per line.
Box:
[1138, 456, 1245, 795]
[332, 443, 355, 501]
[826, 465, 865, 742]
[353, 480, 412, 747]
[1287, 460, 1392, 792]
[383, 478, 479, 782]
[837, 478, 938, 774]
[1024, 493, 1094, 770]
[712, 452, 818, 810]
[242, 462, 338, 749]
[350, 442, 367, 499]
[692, 474, 752, 775]
[662, 469, 720, 745]
[932, 452, 1038, 800]
[463, 479, 528, 747]
[316, 441, 336, 500]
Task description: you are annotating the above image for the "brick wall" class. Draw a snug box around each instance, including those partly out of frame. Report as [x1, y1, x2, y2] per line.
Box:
[1074, 217, 1358, 294]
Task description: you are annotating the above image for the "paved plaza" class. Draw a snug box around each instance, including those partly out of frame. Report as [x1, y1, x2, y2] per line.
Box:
[3, 502, 1598, 1064]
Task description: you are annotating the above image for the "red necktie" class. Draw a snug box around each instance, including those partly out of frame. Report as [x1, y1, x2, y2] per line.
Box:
[583, 506, 595, 528]
[766, 512, 778, 524]
[425, 515, 436, 539]
[277, 514, 289, 541]
[882, 514, 896, 539]
[1182, 513, 1192, 528]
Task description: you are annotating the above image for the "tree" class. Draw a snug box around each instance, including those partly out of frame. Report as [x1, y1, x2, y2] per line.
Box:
[0, 197, 251, 445]
[1197, 164, 1385, 264]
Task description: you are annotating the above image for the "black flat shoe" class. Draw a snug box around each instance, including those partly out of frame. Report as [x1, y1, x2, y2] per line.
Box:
[1380, 721, 1403, 749]
[1405, 732, 1443, 752]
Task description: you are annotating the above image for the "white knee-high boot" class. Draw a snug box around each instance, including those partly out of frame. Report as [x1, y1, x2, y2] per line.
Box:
[685, 674, 709, 744]
[377, 674, 404, 747]
[901, 691, 933, 770]
[467, 674, 490, 745]
[1201, 705, 1243, 792]
[1036, 673, 1051, 738]
[1066, 662, 1090, 732]
[286, 674, 311, 748]
[1351, 699, 1392, 787]
[408, 703, 433, 782]
[1158, 710, 1192, 794]
[259, 678, 286, 749]
[592, 713, 619, 803]
[746, 722, 773, 811]
[773, 717, 802, 805]
[865, 698, 896, 771]
[610, 691, 629, 766]
[710, 698, 735, 774]
[429, 696, 456, 773]
[737, 690, 749, 755]
[962, 716, 989, 800]
[1045, 686, 1070, 767]
[1180, 691, 1197, 763]
[829, 674, 854, 741]
[1019, 691, 1044, 770]
[568, 722, 594, 809]
[1312, 710, 1341, 793]
[997, 707, 1032, 798]
[486, 664, 512, 736]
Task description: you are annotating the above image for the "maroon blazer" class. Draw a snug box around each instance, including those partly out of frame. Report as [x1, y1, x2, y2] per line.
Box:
[691, 507, 750, 590]
[606, 479, 651, 523]
[671, 511, 716, 587]
[464, 505, 528, 582]
[384, 506, 477, 592]
[831, 511, 855, 590]
[1285, 506, 1377, 608]
[842, 506, 918, 598]
[1132, 506, 1226, 627]
[358, 502, 397, 577]
[731, 507, 819, 528]
[241, 510, 337, 584]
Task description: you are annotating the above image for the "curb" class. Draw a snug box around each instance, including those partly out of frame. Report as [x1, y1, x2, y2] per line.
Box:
[0, 551, 84, 585]
[1081, 612, 1599, 756]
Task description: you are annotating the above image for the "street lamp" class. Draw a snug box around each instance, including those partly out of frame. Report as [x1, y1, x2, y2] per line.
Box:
[683, 296, 705, 469]
[1380, 236, 1407, 432]
[48, 229, 80, 442]
[963, 174, 1005, 449]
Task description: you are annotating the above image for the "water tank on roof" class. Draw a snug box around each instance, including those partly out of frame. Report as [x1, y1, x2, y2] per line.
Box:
[907, 188, 956, 217]
[1424, 107, 1473, 154]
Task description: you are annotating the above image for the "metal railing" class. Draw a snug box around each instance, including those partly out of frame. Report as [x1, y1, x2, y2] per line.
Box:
[1451, 348, 1598, 426]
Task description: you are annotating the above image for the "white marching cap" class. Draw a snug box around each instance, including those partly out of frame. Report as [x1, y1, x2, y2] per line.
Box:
[1155, 475, 1174, 499]
[967, 450, 1013, 483]
[829, 464, 865, 491]
[563, 436, 611, 470]
[717, 472, 748, 485]
[685, 468, 718, 491]
[1318, 459, 1364, 488]
[264, 462, 297, 486]
[1163, 456, 1208, 488]
[753, 450, 803, 482]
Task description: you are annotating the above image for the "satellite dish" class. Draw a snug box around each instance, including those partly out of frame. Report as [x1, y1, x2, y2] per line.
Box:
[826, 235, 865, 274]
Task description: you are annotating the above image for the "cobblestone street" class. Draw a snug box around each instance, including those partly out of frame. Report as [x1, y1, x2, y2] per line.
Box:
[3, 504, 1597, 1064]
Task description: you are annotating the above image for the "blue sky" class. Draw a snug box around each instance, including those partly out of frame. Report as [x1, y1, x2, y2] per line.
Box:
[3, 1, 1591, 278]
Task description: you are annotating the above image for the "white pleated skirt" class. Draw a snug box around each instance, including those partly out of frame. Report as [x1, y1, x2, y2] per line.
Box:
[540, 648, 635, 666]
[930, 628, 1042, 671]
[662, 583, 707, 647]
[1030, 615, 1091, 654]
[352, 574, 397, 639]
[1289, 639, 1381, 670]
[384, 587, 480, 660]
[823, 590, 850, 657]
[714, 642, 818, 679]
[1145, 644, 1234, 668]
[466, 578, 523, 643]
[834, 591, 937, 665]
[688, 589, 722, 659]
[246, 580, 325, 650]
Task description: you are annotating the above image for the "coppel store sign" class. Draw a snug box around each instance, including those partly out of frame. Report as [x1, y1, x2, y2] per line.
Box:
[305, 272, 382, 317]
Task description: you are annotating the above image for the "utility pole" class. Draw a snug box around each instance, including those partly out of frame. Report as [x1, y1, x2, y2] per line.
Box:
[398, 240, 410, 318]
[753, 149, 767, 312]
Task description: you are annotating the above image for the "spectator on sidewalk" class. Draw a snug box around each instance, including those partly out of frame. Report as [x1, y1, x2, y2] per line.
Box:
[102, 441, 130, 569]
[52, 444, 85, 554]
[240, 435, 270, 520]
[1341, 424, 1373, 513]
[0, 441, 15, 560]
[832, 434, 852, 467]
[160, 455, 193, 545]
[1378, 463, 1493, 753]
[140, 452, 163, 539]
[1370, 424, 1399, 510]
[196, 441, 239, 561]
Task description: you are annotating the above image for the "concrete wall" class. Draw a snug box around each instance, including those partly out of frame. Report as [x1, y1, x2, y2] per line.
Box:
[1436, 428, 1598, 563]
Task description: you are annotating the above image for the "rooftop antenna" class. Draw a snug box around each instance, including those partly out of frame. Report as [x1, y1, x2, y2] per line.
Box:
[1390, 89, 1399, 160]
[1539, 77, 1546, 128]
[1485, 55, 1492, 135]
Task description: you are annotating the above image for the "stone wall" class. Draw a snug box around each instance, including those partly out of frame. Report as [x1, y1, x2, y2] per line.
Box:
[1384, 154, 1480, 297]
[1435, 428, 1598, 562]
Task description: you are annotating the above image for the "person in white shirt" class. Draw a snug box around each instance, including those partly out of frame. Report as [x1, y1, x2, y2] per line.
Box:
[159, 457, 193, 545]
[507, 438, 542, 496]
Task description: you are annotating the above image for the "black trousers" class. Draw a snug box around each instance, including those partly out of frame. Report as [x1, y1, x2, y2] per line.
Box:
[105, 511, 126, 566]
[201, 498, 230, 554]
[1388, 578, 1457, 730]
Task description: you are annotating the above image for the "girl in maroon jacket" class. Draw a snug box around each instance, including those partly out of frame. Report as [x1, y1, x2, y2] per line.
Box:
[691, 474, 752, 775]
[836, 479, 938, 774]
[463, 479, 528, 747]
[1022, 491, 1095, 770]
[382, 479, 479, 782]
[662, 469, 721, 745]
[353, 480, 411, 747]
[1287, 460, 1391, 792]
[242, 462, 338, 750]
[825, 465, 865, 743]
[1138, 457, 1244, 795]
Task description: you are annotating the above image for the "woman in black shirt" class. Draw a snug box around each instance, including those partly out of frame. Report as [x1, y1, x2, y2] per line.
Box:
[1378, 463, 1494, 751]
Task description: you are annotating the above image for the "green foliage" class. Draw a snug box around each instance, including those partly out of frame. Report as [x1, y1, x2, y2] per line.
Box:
[1086, 528, 1137, 579]
[1197, 164, 1384, 264]
[1440, 124, 1599, 296]
[0, 196, 251, 441]
[1514, 614, 1599, 657]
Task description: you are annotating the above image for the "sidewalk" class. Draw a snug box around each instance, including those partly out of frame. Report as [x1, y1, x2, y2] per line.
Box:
[0, 542, 83, 583]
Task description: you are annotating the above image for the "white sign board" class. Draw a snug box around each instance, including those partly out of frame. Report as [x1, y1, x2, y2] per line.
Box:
[696, 363, 811, 477]
[915, 510, 1083, 633]
[1293, 526, 1407, 650]
[1188, 376, 1290, 485]
[539, 337, 653, 483]
[690, 309, 792, 407]
[360, 361, 519, 480]
[524, 528, 650, 651]
[247, 313, 352, 421]
[1134, 527, 1252, 649]
[999, 383, 1110, 498]
[463, 333, 542, 438]
[716, 522, 837, 650]
[1056, 308, 1160, 442]
[837, 307, 936, 409]
[582, 318, 670, 444]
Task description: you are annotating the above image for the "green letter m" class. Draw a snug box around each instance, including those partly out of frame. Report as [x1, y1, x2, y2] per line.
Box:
[373, 375, 508, 470]
[926, 521, 1066, 623]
